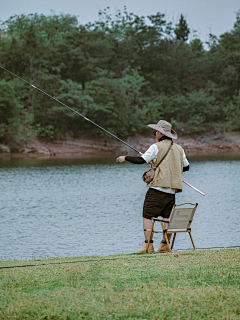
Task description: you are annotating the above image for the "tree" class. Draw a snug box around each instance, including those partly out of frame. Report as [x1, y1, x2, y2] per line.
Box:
[174, 14, 190, 42]
[0, 79, 35, 142]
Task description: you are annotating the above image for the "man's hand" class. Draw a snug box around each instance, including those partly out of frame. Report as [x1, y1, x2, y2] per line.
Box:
[116, 156, 126, 163]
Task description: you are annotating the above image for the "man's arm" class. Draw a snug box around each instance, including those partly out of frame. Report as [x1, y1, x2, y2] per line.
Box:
[116, 144, 157, 164]
[182, 149, 189, 172]
[116, 155, 146, 164]
[125, 156, 146, 164]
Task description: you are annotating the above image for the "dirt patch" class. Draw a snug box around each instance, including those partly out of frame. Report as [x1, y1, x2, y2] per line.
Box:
[1, 133, 240, 159]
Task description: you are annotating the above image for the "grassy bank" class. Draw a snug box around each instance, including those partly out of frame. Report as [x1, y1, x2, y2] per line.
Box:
[1, 249, 240, 319]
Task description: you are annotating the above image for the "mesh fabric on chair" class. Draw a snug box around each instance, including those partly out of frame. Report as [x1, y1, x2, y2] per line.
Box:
[145, 203, 198, 253]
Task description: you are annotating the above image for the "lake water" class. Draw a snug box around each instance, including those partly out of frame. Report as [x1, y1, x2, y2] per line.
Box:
[1, 154, 240, 261]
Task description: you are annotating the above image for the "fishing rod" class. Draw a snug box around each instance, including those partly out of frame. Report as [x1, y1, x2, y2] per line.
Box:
[0, 66, 205, 196]
[182, 181, 205, 196]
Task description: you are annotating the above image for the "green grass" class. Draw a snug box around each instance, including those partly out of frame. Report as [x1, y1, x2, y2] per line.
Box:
[0, 249, 240, 319]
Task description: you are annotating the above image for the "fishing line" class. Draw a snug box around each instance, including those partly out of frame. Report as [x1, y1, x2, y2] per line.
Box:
[0, 66, 204, 195]
[0, 246, 239, 270]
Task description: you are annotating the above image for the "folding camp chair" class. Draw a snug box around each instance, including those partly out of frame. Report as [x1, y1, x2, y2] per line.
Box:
[145, 203, 198, 253]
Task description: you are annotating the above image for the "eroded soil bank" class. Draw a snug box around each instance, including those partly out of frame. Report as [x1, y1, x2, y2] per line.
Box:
[1, 133, 240, 159]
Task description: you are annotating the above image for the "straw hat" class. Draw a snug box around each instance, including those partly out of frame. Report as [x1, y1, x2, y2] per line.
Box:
[147, 120, 178, 139]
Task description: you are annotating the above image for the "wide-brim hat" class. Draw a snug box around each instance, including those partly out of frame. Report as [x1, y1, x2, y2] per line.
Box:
[147, 120, 178, 139]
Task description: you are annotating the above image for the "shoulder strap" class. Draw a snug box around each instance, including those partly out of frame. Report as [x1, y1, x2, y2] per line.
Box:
[154, 141, 173, 170]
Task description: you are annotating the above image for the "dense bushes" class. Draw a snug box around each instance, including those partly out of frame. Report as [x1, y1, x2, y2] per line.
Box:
[0, 9, 240, 142]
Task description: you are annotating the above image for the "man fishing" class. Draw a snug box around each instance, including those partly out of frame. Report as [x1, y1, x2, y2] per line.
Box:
[116, 120, 190, 253]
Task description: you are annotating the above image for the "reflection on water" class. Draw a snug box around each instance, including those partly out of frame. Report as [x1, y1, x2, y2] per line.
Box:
[0, 154, 240, 261]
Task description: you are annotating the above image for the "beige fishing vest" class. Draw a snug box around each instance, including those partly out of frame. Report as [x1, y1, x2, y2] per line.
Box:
[147, 140, 183, 192]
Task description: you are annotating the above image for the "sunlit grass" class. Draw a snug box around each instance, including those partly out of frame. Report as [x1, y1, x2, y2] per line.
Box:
[0, 249, 240, 319]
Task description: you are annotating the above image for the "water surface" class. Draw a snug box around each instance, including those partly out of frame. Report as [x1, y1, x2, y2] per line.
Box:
[1, 154, 240, 261]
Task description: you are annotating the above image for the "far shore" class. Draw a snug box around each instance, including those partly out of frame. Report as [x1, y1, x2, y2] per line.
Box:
[0, 132, 240, 159]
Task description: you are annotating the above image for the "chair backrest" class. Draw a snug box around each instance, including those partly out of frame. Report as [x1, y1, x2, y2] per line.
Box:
[167, 203, 197, 230]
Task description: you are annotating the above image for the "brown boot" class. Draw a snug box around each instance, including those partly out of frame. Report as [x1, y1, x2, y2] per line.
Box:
[156, 241, 171, 253]
[137, 242, 154, 253]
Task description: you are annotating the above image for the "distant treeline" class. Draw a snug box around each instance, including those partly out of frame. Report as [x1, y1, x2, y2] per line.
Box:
[0, 8, 240, 142]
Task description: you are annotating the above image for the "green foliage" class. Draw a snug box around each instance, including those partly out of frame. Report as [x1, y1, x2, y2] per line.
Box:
[145, 89, 217, 134]
[36, 124, 54, 139]
[85, 68, 148, 137]
[0, 9, 240, 142]
[0, 79, 35, 142]
[174, 14, 190, 41]
[223, 91, 240, 131]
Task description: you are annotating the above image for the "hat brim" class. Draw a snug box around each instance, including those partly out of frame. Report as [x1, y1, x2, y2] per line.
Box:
[147, 124, 178, 139]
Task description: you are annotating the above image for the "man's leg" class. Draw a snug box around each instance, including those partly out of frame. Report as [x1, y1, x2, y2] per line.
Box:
[137, 218, 155, 253]
[156, 195, 175, 253]
[162, 218, 172, 242]
[145, 217, 171, 242]
[137, 189, 155, 253]
[144, 218, 153, 241]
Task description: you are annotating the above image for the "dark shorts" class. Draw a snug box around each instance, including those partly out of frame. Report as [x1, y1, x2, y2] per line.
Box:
[143, 188, 175, 220]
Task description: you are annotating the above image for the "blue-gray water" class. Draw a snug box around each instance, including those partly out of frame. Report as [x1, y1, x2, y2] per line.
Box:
[1, 154, 240, 261]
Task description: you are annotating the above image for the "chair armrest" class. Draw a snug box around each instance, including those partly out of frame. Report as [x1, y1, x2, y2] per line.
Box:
[175, 203, 198, 207]
[152, 218, 170, 223]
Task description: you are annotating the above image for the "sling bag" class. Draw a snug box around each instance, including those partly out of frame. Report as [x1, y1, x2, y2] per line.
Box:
[142, 141, 173, 184]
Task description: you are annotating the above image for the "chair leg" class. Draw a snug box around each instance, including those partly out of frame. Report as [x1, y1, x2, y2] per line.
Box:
[146, 220, 155, 253]
[189, 231, 196, 250]
[160, 221, 172, 253]
[164, 232, 172, 252]
[171, 233, 176, 250]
